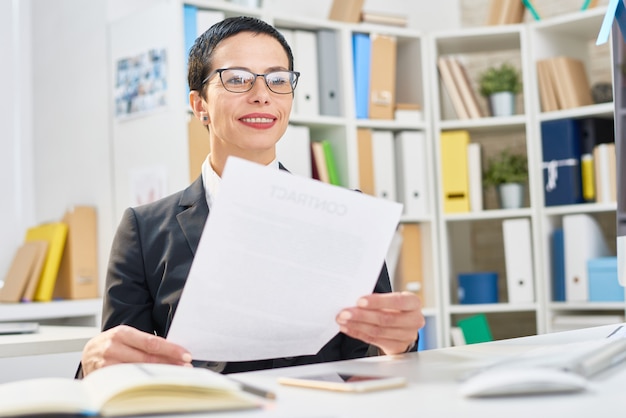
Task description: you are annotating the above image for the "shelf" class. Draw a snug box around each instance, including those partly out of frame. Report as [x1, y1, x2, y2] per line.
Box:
[448, 303, 538, 314]
[439, 114, 526, 131]
[538, 102, 614, 122]
[549, 302, 626, 311]
[0, 299, 102, 325]
[444, 208, 532, 222]
[543, 202, 617, 216]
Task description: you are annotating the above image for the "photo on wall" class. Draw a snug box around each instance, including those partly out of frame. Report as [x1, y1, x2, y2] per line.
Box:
[114, 48, 168, 120]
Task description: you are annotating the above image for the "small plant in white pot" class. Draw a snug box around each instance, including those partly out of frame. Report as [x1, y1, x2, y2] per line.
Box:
[483, 149, 528, 209]
[478, 63, 522, 117]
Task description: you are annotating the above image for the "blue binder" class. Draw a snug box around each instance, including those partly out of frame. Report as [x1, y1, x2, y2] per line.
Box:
[352, 33, 371, 119]
[541, 119, 584, 206]
[551, 228, 566, 302]
[183, 5, 198, 104]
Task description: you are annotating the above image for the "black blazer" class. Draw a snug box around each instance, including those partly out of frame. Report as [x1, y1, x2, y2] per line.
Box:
[101, 173, 394, 374]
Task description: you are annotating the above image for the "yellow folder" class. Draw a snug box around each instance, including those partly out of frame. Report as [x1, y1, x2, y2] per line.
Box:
[440, 130, 470, 213]
[24, 222, 68, 302]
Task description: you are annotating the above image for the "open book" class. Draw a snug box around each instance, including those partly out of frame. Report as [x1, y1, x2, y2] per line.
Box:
[0, 363, 261, 417]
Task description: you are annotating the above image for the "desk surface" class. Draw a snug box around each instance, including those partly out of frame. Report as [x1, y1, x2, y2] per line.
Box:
[177, 324, 626, 418]
[0, 325, 99, 358]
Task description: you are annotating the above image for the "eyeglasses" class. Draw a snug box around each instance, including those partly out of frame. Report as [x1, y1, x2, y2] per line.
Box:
[203, 68, 300, 94]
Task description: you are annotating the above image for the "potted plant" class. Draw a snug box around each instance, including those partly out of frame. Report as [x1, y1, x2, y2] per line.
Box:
[478, 63, 522, 117]
[483, 149, 528, 209]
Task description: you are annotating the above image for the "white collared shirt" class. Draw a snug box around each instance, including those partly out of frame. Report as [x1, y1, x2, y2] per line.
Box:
[201, 154, 279, 210]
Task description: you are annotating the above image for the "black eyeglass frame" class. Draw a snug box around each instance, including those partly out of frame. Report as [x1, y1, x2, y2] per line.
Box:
[202, 68, 300, 94]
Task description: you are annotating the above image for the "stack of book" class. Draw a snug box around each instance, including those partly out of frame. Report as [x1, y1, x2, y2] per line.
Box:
[536, 56, 594, 111]
[0, 206, 99, 303]
[486, 0, 525, 25]
[437, 56, 483, 120]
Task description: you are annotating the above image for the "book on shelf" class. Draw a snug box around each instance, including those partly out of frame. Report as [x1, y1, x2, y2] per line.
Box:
[536, 59, 559, 112]
[502, 218, 535, 304]
[360, 10, 408, 27]
[321, 140, 341, 186]
[311, 141, 330, 184]
[395, 130, 429, 218]
[440, 130, 471, 213]
[394, 223, 424, 300]
[369, 33, 397, 120]
[328, 0, 364, 23]
[0, 363, 261, 417]
[292, 30, 320, 116]
[486, 0, 525, 25]
[316, 29, 342, 117]
[54, 206, 99, 300]
[540, 119, 585, 206]
[547, 56, 593, 110]
[447, 56, 483, 119]
[551, 228, 566, 302]
[371, 130, 397, 201]
[593, 142, 617, 203]
[466, 142, 483, 212]
[563, 213, 611, 302]
[276, 124, 312, 179]
[0, 241, 47, 303]
[24, 222, 69, 302]
[394, 102, 422, 122]
[356, 128, 375, 196]
[352, 33, 371, 119]
[437, 56, 470, 120]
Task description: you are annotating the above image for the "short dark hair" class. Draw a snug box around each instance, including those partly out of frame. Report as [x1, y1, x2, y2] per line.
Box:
[187, 16, 294, 95]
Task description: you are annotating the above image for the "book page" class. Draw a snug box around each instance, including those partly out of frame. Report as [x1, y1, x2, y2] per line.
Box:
[0, 378, 90, 416]
[167, 156, 402, 361]
[83, 363, 242, 411]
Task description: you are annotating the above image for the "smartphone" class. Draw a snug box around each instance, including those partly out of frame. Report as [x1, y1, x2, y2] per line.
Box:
[277, 372, 407, 393]
[0, 322, 39, 335]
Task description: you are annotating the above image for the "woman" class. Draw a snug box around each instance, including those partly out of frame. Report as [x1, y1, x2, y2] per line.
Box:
[80, 16, 424, 377]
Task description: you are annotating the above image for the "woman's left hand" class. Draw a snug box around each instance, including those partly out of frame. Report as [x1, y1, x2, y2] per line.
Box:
[336, 291, 425, 355]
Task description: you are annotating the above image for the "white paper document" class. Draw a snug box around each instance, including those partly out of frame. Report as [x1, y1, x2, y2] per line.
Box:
[167, 157, 402, 361]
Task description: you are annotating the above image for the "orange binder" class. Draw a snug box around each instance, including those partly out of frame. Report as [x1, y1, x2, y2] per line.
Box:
[440, 130, 471, 213]
[369, 34, 397, 120]
[24, 222, 68, 302]
[395, 224, 424, 301]
[356, 128, 375, 196]
[54, 206, 99, 300]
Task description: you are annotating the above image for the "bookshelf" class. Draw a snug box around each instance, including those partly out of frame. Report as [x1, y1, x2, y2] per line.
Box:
[430, 5, 625, 346]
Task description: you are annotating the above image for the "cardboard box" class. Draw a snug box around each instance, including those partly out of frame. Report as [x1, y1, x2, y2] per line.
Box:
[54, 206, 99, 299]
[588, 257, 624, 302]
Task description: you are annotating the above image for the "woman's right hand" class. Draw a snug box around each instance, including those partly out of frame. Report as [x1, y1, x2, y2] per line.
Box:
[80, 325, 193, 376]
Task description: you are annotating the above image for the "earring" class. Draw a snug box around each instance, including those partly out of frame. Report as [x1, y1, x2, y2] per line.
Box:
[200, 113, 209, 122]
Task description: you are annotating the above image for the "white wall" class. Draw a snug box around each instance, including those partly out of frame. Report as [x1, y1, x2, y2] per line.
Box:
[0, 0, 36, 279]
[0, 0, 113, 292]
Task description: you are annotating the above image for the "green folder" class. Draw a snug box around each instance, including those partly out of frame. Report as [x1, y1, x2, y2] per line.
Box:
[457, 314, 493, 344]
[321, 140, 341, 186]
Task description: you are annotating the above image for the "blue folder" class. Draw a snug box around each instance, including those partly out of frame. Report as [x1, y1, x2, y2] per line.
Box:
[352, 33, 371, 119]
[551, 228, 566, 302]
[541, 119, 584, 206]
[183, 5, 198, 104]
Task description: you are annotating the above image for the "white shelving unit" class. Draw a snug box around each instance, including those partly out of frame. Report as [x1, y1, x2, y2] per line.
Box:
[529, 7, 626, 333]
[429, 6, 625, 346]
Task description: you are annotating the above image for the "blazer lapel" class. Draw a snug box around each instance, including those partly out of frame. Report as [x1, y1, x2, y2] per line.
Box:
[176, 176, 209, 256]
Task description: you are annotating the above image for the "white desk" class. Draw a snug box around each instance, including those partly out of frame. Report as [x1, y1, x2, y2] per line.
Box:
[0, 325, 99, 383]
[174, 324, 626, 418]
